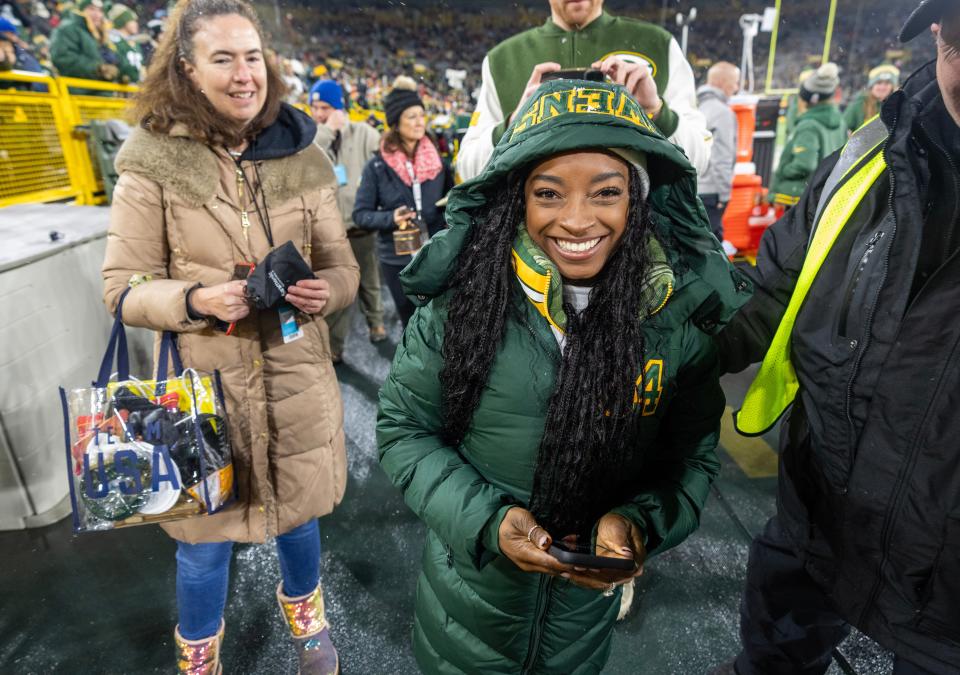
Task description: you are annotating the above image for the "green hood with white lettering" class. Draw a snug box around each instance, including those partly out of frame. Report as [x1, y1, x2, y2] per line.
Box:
[402, 78, 751, 333]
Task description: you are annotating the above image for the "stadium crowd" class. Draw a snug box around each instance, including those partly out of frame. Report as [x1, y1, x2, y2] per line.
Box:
[0, 0, 938, 116]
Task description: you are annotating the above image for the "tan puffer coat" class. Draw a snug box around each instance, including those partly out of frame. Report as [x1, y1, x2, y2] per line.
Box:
[102, 111, 359, 544]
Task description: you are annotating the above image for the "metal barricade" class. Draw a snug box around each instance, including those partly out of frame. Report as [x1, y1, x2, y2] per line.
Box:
[0, 71, 82, 208]
[349, 106, 386, 128]
[57, 77, 138, 205]
[0, 72, 138, 208]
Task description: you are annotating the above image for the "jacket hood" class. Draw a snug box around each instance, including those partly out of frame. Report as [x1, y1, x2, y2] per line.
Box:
[60, 11, 93, 33]
[116, 105, 334, 208]
[240, 103, 317, 162]
[401, 79, 751, 333]
[697, 85, 728, 105]
[803, 102, 844, 130]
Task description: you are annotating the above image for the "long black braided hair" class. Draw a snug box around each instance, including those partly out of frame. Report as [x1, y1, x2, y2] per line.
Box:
[439, 161, 657, 536]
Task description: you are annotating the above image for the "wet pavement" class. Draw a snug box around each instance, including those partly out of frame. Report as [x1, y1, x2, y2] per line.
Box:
[0, 293, 892, 674]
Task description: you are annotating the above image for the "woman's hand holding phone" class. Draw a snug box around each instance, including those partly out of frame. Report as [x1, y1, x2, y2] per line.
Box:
[498, 507, 645, 591]
[498, 507, 575, 578]
[592, 512, 646, 585]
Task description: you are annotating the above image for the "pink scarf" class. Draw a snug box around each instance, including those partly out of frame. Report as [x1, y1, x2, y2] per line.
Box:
[380, 137, 443, 187]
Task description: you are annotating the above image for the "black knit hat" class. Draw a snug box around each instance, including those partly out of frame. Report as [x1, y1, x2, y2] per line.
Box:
[384, 76, 424, 128]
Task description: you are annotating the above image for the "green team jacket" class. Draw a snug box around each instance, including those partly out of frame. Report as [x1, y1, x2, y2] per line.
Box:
[50, 13, 108, 80]
[770, 102, 847, 206]
[485, 12, 679, 145]
[456, 11, 710, 182]
[110, 31, 143, 84]
[843, 90, 872, 133]
[376, 80, 752, 674]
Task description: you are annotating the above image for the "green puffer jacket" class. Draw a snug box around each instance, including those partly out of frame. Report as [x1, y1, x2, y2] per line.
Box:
[50, 12, 110, 80]
[377, 80, 752, 674]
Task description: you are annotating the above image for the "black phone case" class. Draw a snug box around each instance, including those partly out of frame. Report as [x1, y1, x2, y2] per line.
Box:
[541, 69, 605, 83]
[548, 543, 635, 571]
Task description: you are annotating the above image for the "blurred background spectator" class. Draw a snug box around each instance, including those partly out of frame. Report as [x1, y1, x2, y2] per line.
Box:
[106, 2, 142, 83]
[770, 62, 847, 208]
[49, 0, 119, 81]
[843, 62, 899, 132]
[698, 61, 741, 241]
[0, 0, 31, 30]
[0, 15, 43, 74]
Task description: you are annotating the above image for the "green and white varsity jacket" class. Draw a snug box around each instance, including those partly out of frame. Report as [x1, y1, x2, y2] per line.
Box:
[456, 11, 711, 181]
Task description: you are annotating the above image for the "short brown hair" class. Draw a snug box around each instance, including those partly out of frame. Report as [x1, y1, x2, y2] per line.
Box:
[131, 0, 286, 147]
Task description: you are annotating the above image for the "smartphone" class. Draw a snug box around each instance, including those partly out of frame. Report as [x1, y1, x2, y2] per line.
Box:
[548, 541, 636, 571]
[541, 68, 605, 83]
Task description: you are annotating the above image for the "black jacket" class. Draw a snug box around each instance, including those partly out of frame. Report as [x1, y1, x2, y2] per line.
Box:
[351, 149, 454, 266]
[719, 61, 960, 673]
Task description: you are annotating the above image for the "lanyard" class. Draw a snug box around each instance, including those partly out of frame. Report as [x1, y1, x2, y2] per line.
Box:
[404, 159, 430, 246]
[234, 158, 274, 249]
[405, 160, 423, 219]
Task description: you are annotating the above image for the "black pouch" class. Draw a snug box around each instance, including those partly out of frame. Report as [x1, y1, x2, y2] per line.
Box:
[245, 240, 316, 310]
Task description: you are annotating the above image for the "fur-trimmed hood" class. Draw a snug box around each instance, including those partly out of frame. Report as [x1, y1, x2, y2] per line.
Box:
[103, 103, 360, 546]
[115, 104, 335, 208]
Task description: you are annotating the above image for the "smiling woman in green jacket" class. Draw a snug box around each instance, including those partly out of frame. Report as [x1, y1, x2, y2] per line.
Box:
[377, 79, 752, 674]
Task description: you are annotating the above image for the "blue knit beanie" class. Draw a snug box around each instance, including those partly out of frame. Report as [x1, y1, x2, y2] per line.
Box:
[308, 80, 344, 110]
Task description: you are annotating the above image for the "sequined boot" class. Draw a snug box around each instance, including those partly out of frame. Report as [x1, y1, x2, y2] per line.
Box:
[276, 582, 339, 675]
[174, 620, 224, 675]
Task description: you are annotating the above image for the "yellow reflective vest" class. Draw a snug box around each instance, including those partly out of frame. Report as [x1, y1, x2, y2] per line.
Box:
[736, 117, 889, 435]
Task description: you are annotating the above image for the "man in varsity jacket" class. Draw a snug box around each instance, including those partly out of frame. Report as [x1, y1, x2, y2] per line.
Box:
[456, 0, 711, 181]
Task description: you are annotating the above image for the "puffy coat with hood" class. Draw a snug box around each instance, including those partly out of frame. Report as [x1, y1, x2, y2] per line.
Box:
[103, 104, 359, 544]
[720, 62, 960, 673]
[377, 80, 752, 674]
[770, 102, 847, 206]
[50, 11, 109, 80]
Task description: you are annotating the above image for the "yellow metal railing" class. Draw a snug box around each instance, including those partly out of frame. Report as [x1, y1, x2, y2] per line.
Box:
[0, 74, 430, 208]
[349, 107, 385, 126]
[0, 71, 137, 208]
[0, 71, 81, 208]
[58, 77, 137, 204]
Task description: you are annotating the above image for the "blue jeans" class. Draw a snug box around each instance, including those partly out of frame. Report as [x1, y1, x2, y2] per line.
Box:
[175, 519, 322, 640]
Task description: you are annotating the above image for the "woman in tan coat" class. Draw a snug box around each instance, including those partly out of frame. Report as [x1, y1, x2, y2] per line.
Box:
[101, 1, 358, 673]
